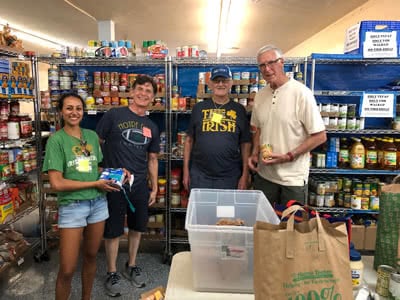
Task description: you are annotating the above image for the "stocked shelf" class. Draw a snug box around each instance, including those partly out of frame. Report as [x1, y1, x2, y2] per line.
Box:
[172, 56, 305, 65]
[170, 207, 187, 213]
[0, 202, 38, 228]
[310, 168, 397, 175]
[38, 56, 167, 66]
[0, 136, 36, 147]
[0, 47, 24, 58]
[169, 237, 188, 244]
[326, 129, 400, 134]
[85, 105, 166, 113]
[196, 93, 255, 99]
[308, 206, 379, 215]
[309, 54, 400, 64]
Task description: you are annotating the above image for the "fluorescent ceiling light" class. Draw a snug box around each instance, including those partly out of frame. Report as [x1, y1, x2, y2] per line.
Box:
[206, 0, 247, 57]
[0, 17, 82, 50]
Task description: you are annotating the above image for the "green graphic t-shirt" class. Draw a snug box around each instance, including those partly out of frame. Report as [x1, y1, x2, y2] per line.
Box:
[42, 128, 103, 205]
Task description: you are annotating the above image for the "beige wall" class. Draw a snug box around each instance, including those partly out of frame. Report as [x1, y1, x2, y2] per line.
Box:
[285, 0, 400, 56]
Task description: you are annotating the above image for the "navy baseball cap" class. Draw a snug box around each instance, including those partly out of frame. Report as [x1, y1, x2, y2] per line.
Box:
[210, 65, 232, 80]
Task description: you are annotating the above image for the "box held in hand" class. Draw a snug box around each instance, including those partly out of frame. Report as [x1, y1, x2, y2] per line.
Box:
[185, 189, 280, 293]
[99, 168, 125, 189]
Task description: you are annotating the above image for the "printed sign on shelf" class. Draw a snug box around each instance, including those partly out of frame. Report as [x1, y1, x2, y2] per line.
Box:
[360, 92, 396, 118]
[363, 31, 398, 58]
[344, 23, 361, 53]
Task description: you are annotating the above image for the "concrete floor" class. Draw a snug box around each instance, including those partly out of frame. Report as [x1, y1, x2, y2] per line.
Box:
[0, 243, 171, 300]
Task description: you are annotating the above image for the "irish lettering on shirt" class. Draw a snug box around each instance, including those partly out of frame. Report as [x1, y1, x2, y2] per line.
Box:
[201, 108, 237, 133]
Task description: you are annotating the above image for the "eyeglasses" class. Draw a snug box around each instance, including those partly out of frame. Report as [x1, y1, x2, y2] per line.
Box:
[80, 139, 91, 157]
[212, 78, 231, 84]
[258, 58, 282, 70]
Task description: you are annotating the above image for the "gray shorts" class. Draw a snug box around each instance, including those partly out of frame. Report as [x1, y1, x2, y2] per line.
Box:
[253, 174, 307, 206]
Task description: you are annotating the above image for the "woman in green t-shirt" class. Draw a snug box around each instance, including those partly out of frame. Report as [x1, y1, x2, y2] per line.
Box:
[42, 93, 120, 300]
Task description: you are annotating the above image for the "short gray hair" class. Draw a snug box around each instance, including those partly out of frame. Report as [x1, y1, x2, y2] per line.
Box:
[256, 45, 283, 60]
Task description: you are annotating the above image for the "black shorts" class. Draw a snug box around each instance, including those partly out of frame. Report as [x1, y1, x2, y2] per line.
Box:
[103, 181, 149, 239]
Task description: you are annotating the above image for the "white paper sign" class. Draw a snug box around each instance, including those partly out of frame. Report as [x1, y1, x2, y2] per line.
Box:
[360, 93, 395, 118]
[363, 31, 398, 58]
[216, 206, 235, 218]
[344, 23, 361, 53]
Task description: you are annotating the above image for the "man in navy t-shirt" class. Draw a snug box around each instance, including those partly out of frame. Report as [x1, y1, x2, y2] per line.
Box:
[183, 65, 251, 190]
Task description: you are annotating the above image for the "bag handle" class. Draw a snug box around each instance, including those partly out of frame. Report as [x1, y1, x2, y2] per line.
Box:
[283, 205, 326, 258]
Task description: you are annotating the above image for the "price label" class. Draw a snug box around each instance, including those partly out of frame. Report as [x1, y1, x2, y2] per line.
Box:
[87, 110, 97, 115]
[360, 92, 395, 118]
[65, 58, 75, 63]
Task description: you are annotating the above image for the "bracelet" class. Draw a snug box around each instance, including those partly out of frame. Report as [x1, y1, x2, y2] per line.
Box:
[287, 151, 295, 162]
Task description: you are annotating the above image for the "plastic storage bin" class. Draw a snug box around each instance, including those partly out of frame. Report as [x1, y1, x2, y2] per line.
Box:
[344, 20, 400, 57]
[185, 189, 280, 293]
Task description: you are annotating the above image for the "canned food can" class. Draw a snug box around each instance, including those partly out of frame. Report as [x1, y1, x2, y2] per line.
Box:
[241, 85, 249, 94]
[322, 116, 329, 126]
[316, 183, 325, 195]
[347, 104, 357, 118]
[232, 72, 241, 80]
[369, 196, 379, 210]
[330, 104, 339, 113]
[191, 45, 199, 57]
[316, 195, 324, 207]
[177, 132, 187, 145]
[344, 193, 352, 208]
[338, 117, 347, 129]
[182, 46, 189, 57]
[308, 192, 316, 206]
[324, 193, 335, 207]
[361, 197, 369, 209]
[329, 117, 338, 127]
[376, 265, 396, 297]
[351, 195, 361, 209]
[321, 103, 331, 112]
[339, 104, 348, 117]
[346, 117, 356, 130]
[176, 47, 182, 58]
[198, 72, 206, 84]
[241, 72, 250, 80]
[234, 85, 240, 94]
[337, 192, 344, 207]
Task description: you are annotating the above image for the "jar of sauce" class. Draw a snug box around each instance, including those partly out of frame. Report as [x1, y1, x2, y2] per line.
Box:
[18, 114, 32, 138]
[171, 168, 181, 192]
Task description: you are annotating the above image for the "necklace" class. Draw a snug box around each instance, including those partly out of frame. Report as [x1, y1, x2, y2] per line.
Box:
[212, 98, 230, 109]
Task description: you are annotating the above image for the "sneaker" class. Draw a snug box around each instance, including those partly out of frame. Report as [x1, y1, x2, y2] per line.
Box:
[122, 262, 146, 288]
[105, 272, 122, 297]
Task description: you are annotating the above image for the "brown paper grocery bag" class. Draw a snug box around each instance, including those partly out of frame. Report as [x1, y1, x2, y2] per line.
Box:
[254, 205, 353, 300]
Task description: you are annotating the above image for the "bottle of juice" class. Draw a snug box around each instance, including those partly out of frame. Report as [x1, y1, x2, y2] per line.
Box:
[365, 137, 378, 169]
[383, 138, 397, 170]
[338, 138, 350, 168]
[350, 138, 365, 169]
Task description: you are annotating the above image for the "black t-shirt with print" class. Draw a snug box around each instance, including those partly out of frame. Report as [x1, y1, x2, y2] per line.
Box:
[96, 107, 160, 182]
[187, 99, 251, 178]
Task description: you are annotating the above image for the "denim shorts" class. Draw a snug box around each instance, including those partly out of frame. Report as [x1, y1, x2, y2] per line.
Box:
[58, 195, 109, 228]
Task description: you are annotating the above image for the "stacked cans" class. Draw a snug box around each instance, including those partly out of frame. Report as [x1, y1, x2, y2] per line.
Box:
[48, 67, 60, 105]
[308, 175, 381, 209]
[73, 69, 89, 100]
